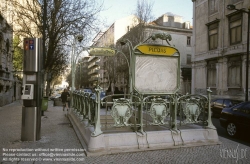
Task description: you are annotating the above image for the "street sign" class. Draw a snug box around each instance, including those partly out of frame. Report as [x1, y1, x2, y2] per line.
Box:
[136, 45, 177, 56]
[89, 47, 116, 56]
[133, 43, 180, 94]
[24, 40, 35, 50]
[29, 45, 34, 50]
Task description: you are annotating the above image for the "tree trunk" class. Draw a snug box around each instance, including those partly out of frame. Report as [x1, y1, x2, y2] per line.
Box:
[46, 80, 51, 97]
[43, 72, 47, 97]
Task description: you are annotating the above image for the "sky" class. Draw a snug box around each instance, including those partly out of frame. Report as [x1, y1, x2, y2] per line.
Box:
[97, 0, 193, 28]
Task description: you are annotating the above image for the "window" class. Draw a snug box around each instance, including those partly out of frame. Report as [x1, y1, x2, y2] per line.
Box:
[208, 23, 218, 50]
[187, 36, 191, 46]
[207, 60, 217, 87]
[209, 0, 218, 15]
[229, 13, 242, 45]
[187, 54, 191, 64]
[228, 56, 241, 87]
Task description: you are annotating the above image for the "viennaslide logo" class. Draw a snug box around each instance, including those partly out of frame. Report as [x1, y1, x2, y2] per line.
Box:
[220, 144, 247, 163]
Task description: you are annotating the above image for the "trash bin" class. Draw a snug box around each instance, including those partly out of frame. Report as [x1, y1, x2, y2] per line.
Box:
[42, 97, 48, 111]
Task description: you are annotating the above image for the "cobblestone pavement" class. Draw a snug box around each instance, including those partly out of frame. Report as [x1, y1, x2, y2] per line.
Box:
[0, 101, 250, 164]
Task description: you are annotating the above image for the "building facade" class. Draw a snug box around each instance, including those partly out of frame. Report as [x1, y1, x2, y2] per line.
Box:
[192, 0, 250, 100]
[90, 15, 140, 90]
[116, 13, 193, 94]
[0, 0, 40, 106]
[80, 57, 90, 89]
[0, 14, 16, 106]
[87, 56, 101, 88]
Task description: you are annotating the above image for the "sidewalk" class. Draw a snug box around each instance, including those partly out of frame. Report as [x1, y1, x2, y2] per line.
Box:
[0, 100, 84, 164]
[0, 100, 250, 164]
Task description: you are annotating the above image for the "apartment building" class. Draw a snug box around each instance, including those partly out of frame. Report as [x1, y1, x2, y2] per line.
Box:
[192, 0, 250, 100]
[116, 12, 193, 94]
[80, 57, 90, 89]
[89, 15, 139, 90]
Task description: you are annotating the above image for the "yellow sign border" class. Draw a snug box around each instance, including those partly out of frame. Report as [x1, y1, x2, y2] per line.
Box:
[136, 45, 178, 56]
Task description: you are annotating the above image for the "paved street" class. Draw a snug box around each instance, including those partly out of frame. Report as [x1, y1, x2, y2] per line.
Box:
[0, 100, 250, 164]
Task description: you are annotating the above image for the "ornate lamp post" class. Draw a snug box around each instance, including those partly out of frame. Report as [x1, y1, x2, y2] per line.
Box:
[71, 34, 83, 107]
[120, 39, 133, 101]
[227, 4, 250, 101]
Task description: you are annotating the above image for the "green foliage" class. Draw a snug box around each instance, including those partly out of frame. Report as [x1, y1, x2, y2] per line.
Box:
[13, 35, 23, 71]
[52, 75, 63, 87]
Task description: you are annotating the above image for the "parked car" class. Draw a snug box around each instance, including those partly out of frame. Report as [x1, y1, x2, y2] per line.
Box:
[90, 91, 106, 107]
[90, 91, 106, 100]
[220, 101, 250, 137]
[83, 88, 92, 93]
[211, 98, 242, 117]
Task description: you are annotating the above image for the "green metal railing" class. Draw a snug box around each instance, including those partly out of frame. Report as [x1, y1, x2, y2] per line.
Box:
[71, 34, 215, 137]
[71, 86, 215, 137]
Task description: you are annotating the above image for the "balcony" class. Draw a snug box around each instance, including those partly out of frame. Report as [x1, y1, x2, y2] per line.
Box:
[89, 77, 98, 82]
[88, 69, 99, 75]
[88, 61, 100, 69]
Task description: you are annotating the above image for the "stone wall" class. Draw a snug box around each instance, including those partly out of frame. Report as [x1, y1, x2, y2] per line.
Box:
[0, 14, 16, 107]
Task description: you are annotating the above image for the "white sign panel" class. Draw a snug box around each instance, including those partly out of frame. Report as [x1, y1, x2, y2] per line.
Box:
[134, 56, 179, 94]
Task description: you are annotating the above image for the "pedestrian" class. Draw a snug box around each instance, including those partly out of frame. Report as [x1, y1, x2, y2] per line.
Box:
[61, 88, 70, 111]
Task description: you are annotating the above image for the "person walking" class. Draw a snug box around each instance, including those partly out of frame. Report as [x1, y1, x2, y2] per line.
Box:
[61, 88, 70, 111]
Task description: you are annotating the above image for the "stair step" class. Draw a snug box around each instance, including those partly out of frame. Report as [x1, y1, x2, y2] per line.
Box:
[100, 115, 113, 119]
[101, 126, 133, 133]
[101, 120, 114, 124]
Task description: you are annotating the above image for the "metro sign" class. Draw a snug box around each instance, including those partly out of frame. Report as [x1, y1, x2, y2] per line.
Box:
[89, 47, 116, 56]
[24, 40, 34, 50]
[136, 45, 178, 56]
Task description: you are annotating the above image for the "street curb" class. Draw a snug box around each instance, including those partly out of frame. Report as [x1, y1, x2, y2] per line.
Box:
[67, 111, 89, 156]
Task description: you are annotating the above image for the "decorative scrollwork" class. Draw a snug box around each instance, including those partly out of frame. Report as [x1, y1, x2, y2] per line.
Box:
[179, 95, 208, 124]
[110, 98, 132, 127]
[149, 98, 170, 125]
[151, 33, 172, 45]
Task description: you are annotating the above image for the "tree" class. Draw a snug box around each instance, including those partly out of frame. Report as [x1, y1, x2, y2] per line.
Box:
[51, 75, 63, 88]
[10, 0, 103, 95]
[114, 0, 155, 93]
[13, 35, 23, 71]
[128, 0, 154, 44]
[66, 70, 72, 87]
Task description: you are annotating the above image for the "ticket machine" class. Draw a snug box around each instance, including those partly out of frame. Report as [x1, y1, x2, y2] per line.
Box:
[21, 38, 43, 141]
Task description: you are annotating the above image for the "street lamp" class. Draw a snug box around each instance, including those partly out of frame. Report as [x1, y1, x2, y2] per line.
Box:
[71, 34, 84, 91]
[71, 34, 84, 108]
[120, 39, 133, 100]
[227, 4, 250, 101]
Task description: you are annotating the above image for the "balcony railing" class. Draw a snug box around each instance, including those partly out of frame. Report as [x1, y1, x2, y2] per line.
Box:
[88, 61, 100, 69]
[88, 69, 99, 75]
